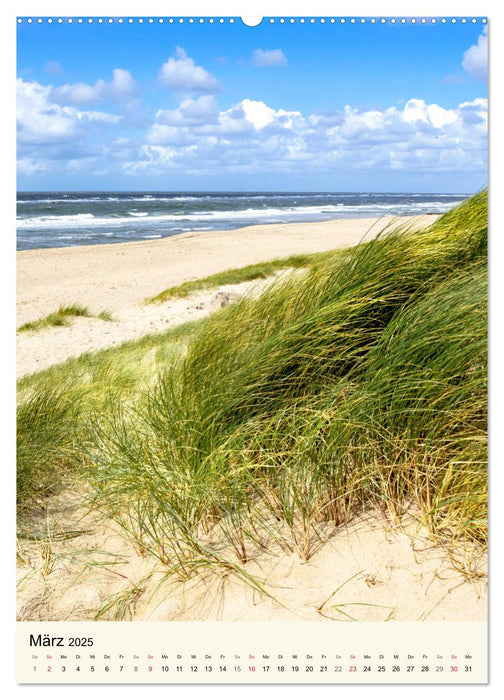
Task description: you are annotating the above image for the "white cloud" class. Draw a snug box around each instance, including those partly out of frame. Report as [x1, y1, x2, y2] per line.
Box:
[51, 68, 137, 106]
[462, 27, 488, 81]
[241, 99, 277, 128]
[17, 157, 50, 175]
[17, 79, 121, 145]
[17, 78, 122, 177]
[402, 99, 457, 128]
[240, 99, 304, 131]
[124, 144, 199, 174]
[145, 98, 305, 146]
[147, 124, 191, 146]
[251, 49, 288, 67]
[155, 95, 219, 126]
[158, 47, 220, 93]
[18, 79, 78, 142]
[135, 95, 486, 178]
[205, 104, 253, 137]
[17, 74, 487, 185]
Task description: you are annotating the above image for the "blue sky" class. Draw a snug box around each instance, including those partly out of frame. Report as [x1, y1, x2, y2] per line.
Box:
[17, 17, 488, 192]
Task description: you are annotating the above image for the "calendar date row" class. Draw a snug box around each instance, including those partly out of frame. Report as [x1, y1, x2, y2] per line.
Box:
[35, 663, 473, 674]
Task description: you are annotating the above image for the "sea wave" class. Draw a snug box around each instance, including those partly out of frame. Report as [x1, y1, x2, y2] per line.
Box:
[18, 213, 97, 228]
[17, 200, 457, 230]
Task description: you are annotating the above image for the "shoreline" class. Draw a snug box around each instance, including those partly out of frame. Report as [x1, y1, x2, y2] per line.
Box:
[17, 214, 439, 328]
[17, 214, 439, 377]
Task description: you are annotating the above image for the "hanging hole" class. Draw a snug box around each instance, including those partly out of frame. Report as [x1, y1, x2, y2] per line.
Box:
[241, 17, 263, 27]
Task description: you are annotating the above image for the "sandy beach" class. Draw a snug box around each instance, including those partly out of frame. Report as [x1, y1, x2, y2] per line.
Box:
[17, 215, 438, 377]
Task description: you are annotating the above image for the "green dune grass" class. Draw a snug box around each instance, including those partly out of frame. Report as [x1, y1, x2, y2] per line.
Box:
[145, 251, 333, 304]
[17, 191, 487, 577]
[17, 304, 113, 333]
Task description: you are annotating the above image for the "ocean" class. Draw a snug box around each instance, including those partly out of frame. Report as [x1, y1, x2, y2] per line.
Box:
[16, 192, 469, 251]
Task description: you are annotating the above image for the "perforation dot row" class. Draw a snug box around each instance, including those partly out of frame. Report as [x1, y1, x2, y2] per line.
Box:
[17, 17, 487, 25]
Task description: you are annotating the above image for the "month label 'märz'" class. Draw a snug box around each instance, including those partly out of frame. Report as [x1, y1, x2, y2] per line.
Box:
[18, 621, 487, 684]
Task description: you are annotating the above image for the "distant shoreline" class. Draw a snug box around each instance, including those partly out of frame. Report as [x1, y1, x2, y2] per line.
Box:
[16, 191, 461, 251]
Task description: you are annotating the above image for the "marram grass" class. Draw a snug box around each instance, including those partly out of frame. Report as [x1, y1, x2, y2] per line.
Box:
[17, 191, 487, 577]
[17, 304, 113, 333]
[145, 251, 333, 304]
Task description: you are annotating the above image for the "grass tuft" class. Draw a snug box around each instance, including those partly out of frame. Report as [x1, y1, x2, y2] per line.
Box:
[145, 252, 333, 304]
[18, 304, 114, 333]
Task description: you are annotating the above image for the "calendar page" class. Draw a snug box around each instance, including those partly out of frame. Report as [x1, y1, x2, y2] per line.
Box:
[15, 3, 488, 685]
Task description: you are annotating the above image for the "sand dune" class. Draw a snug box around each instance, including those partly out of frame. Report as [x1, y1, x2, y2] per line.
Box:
[17, 491, 486, 623]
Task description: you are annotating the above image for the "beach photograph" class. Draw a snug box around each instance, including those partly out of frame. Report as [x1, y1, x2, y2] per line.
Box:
[16, 16, 488, 624]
